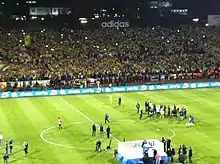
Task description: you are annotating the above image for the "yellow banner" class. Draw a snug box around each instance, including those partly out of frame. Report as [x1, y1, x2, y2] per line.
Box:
[24, 34, 31, 46]
[0, 82, 6, 89]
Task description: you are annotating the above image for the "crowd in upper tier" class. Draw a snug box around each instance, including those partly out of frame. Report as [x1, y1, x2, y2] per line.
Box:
[0, 26, 219, 90]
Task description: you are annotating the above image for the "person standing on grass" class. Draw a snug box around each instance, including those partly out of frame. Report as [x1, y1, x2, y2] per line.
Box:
[105, 113, 110, 124]
[182, 145, 187, 161]
[139, 109, 143, 120]
[95, 140, 101, 152]
[161, 137, 166, 152]
[106, 126, 110, 138]
[92, 124, 96, 136]
[5, 141, 8, 154]
[188, 147, 193, 163]
[118, 97, 121, 106]
[179, 152, 185, 164]
[136, 102, 140, 114]
[189, 115, 194, 124]
[24, 141, 28, 155]
[178, 145, 183, 155]
[9, 139, 13, 154]
[3, 153, 9, 164]
[171, 146, 175, 163]
[100, 124, 104, 136]
[58, 117, 63, 130]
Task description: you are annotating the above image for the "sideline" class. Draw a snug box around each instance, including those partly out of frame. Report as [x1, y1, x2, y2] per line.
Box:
[60, 98, 121, 142]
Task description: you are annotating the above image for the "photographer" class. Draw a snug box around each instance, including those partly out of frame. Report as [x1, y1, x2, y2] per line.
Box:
[95, 140, 102, 152]
[172, 108, 177, 118]
[180, 109, 184, 120]
[188, 147, 193, 163]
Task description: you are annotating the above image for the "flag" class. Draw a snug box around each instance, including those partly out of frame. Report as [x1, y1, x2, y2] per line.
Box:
[0, 82, 6, 89]
[24, 34, 31, 46]
[0, 64, 9, 72]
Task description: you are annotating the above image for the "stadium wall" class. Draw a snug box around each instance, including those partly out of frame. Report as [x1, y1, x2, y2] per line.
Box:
[0, 81, 220, 99]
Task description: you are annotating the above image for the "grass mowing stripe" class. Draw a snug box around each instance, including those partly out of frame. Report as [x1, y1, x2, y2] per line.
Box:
[60, 97, 120, 142]
[1, 88, 220, 163]
[33, 97, 94, 163]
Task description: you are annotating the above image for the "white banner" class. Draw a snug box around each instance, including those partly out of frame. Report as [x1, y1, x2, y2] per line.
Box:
[9, 80, 50, 88]
[87, 78, 97, 83]
[52, 8, 59, 15]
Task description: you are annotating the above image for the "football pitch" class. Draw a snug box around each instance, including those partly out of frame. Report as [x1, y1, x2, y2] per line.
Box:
[0, 88, 220, 164]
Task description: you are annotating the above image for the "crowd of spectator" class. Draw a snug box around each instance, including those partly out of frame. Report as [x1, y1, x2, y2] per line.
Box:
[0, 26, 220, 91]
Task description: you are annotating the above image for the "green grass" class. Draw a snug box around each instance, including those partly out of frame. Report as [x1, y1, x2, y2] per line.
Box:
[0, 88, 220, 164]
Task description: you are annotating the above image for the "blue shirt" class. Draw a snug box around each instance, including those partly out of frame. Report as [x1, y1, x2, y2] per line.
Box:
[3, 154, 9, 160]
[190, 116, 194, 121]
[100, 125, 104, 131]
[5, 144, 8, 150]
[105, 114, 109, 119]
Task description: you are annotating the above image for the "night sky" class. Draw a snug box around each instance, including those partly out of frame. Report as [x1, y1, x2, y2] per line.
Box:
[6, 0, 219, 11]
[32, 0, 220, 9]
[2, 0, 220, 17]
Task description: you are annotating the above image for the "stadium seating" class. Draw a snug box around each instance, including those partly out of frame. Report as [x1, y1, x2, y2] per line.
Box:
[0, 27, 219, 91]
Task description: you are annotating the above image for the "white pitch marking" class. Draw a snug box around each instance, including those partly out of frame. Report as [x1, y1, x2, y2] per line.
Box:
[40, 120, 176, 149]
[40, 121, 92, 150]
[40, 120, 134, 149]
[60, 98, 120, 142]
[168, 128, 176, 139]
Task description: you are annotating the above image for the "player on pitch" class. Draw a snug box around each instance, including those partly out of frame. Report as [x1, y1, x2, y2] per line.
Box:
[58, 117, 63, 130]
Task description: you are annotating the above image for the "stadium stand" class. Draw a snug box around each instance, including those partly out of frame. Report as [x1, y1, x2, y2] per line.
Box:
[0, 26, 219, 91]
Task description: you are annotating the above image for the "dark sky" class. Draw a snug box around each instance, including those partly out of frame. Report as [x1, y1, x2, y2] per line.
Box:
[4, 0, 220, 16]
[33, 0, 220, 13]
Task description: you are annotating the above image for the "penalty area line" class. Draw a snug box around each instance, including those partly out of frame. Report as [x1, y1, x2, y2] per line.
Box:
[60, 98, 120, 142]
